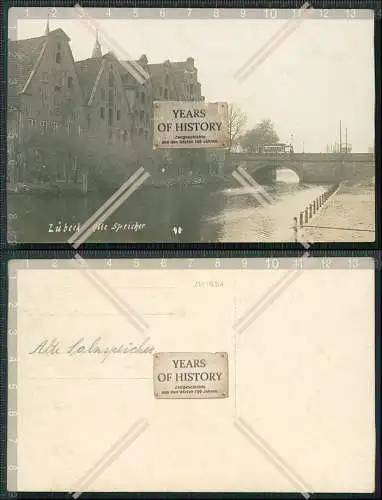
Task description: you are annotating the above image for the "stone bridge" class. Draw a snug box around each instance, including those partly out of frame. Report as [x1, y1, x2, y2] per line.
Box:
[229, 152, 375, 184]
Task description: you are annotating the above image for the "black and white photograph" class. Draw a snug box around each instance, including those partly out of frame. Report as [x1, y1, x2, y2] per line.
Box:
[7, 7, 376, 243]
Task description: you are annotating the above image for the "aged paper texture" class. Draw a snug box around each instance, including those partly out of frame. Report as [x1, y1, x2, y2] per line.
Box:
[9, 259, 375, 493]
[7, 9, 375, 244]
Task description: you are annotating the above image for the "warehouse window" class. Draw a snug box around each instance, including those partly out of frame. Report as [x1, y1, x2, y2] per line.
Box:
[108, 89, 114, 106]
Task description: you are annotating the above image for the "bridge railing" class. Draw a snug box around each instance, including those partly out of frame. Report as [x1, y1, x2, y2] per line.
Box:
[232, 152, 374, 162]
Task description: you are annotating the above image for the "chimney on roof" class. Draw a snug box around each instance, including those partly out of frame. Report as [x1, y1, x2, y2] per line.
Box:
[91, 30, 102, 58]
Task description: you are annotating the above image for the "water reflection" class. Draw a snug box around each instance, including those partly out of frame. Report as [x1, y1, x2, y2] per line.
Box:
[276, 168, 300, 184]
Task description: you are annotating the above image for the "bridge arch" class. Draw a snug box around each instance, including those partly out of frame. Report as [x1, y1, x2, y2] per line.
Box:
[246, 161, 304, 183]
[230, 152, 375, 184]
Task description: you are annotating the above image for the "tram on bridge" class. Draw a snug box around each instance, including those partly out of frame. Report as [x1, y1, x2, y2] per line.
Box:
[258, 143, 294, 154]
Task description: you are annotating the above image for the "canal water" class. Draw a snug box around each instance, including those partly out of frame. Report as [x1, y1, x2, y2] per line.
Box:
[8, 170, 329, 243]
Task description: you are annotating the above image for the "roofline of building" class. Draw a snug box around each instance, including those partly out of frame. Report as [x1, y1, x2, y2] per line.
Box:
[21, 39, 48, 95]
[9, 27, 70, 46]
[88, 59, 106, 106]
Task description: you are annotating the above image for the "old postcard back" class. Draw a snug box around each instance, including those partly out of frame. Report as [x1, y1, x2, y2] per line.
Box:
[8, 258, 375, 493]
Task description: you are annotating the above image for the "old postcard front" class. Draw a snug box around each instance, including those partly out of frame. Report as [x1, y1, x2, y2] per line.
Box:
[7, 8, 375, 243]
[8, 258, 375, 493]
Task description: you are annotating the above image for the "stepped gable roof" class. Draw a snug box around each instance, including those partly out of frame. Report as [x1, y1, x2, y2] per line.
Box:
[148, 59, 195, 82]
[8, 29, 69, 109]
[148, 62, 165, 74]
[149, 59, 192, 70]
[75, 57, 103, 103]
[119, 57, 196, 90]
[75, 52, 133, 113]
[119, 57, 151, 88]
[147, 62, 170, 87]
[170, 58, 194, 72]
[8, 34, 47, 108]
[171, 59, 196, 84]
[168, 61, 188, 69]
[148, 60, 186, 74]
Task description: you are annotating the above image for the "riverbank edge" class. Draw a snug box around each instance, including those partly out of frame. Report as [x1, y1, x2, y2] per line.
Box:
[7, 174, 344, 197]
[297, 177, 375, 243]
[7, 174, 236, 196]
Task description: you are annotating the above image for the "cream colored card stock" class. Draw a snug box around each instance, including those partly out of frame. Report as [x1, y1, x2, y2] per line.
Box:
[8, 260, 375, 493]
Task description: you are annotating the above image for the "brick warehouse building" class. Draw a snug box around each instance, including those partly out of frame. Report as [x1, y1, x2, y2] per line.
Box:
[7, 24, 204, 192]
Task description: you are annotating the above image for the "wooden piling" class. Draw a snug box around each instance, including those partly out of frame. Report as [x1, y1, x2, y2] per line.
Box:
[293, 217, 298, 242]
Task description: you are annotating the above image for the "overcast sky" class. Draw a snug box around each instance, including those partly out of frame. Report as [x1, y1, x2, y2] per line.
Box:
[15, 12, 374, 152]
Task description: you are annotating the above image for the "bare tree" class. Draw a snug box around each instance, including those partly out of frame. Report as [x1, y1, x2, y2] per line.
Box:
[240, 118, 279, 153]
[226, 104, 247, 151]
